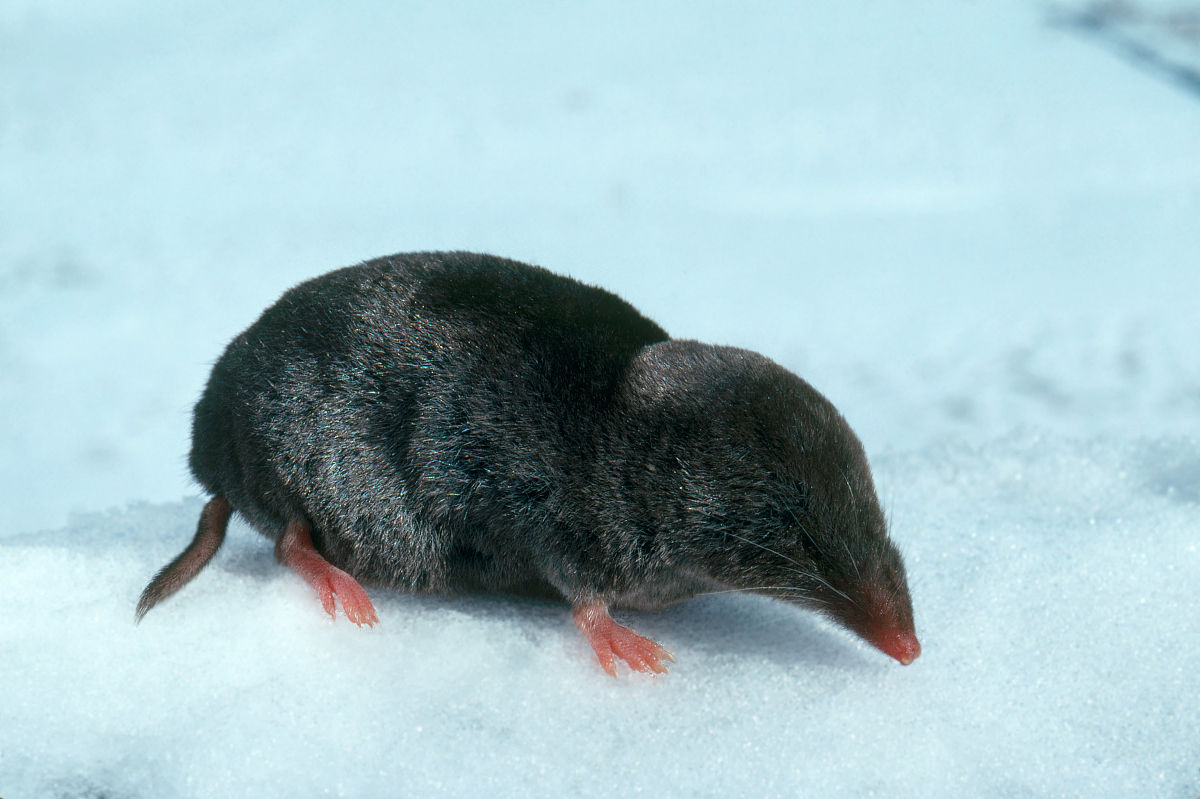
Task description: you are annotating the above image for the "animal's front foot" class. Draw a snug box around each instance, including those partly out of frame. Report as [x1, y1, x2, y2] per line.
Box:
[572, 602, 673, 677]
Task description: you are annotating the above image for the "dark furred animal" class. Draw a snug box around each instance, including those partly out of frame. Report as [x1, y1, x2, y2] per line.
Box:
[137, 251, 921, 674]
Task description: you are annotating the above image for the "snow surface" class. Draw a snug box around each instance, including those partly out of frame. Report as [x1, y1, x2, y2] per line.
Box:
[2, 1, 1198, 796]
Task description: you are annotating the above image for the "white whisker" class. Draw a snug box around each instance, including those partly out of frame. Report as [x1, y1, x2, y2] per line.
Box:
[722, 529, 806, 570]
[722, 529, 860, 610]
[693, 586, 831, 606]
[841, 538, 862, 583]
[786, 564, 858, 609]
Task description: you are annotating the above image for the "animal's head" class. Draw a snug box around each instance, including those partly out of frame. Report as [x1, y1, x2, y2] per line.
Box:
[637, 342, 921, 665]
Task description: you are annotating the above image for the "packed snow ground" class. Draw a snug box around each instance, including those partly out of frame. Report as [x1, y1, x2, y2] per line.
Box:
[2, 1, 1198, 797]
[5, 436, 1198, 797]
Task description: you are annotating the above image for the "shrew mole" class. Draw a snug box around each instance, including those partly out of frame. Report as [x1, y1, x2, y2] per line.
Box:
[137, 251, 921, 675]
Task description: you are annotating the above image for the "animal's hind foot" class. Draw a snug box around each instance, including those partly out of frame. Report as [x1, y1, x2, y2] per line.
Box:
[572, 602, 673, 677]
[276, 519, 378, 627]
[315, 568, 379, 627]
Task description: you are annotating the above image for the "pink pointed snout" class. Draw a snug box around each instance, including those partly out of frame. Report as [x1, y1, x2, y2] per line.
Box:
[871, 628, 921, 665]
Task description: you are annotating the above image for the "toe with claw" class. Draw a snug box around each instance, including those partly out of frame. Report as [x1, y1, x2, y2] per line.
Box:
[572, 602, 674, 677]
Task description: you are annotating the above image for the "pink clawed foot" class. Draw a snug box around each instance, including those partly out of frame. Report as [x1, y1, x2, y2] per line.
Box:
[276, 520, 379, 627]
[572, 602, 674, 677]
[313, 567, 379, 626]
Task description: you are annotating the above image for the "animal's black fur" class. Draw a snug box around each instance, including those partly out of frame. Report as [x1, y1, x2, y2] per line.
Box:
[185, 251, 915, 646]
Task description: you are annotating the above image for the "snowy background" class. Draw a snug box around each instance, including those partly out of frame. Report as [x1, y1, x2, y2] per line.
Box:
[2, 1, 1198, 796]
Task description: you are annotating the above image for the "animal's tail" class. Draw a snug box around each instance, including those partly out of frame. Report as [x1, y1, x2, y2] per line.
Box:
[135, 495, 232, 622]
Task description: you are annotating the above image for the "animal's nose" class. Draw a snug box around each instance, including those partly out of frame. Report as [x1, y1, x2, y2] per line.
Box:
[869, 626, 922, 665]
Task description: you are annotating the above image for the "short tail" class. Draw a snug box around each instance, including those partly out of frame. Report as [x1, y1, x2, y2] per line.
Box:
[135, 496, 232, 622]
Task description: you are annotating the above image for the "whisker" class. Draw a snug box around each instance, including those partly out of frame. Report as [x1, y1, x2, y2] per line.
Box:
[785, 564, 859, 609]
[783, 503, 818, 549]
[693, 585, 831, 605]
[722, 529, 806, 570]
[722, 529, 861, 610]
[839, 466, 868, 536]
[840, 538, 862, 583]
